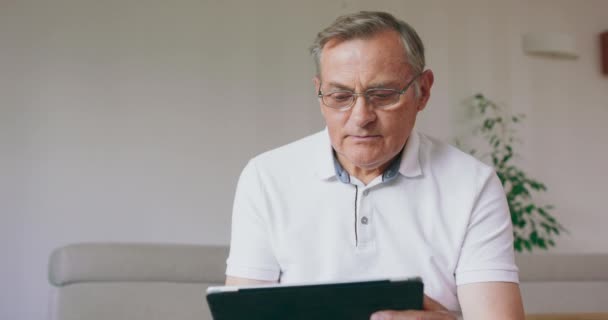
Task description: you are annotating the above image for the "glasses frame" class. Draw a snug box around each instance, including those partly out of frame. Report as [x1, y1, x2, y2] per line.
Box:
[317, 72, 422, 111]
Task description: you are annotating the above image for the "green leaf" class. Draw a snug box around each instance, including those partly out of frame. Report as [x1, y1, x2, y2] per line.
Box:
[538, 208, 557, 223]
[530, 231, 539, 244]
[514, 238, 523, 252]
[540, 222, 552, 233]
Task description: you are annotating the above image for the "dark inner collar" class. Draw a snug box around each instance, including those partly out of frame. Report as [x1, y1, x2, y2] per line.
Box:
[332, 149, 403, 184]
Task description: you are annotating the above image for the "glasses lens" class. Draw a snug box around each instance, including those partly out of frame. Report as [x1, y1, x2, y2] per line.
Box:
[324, 92, 354, 109]
[321, 89, 402, 109]
[367, 89, 400, 108]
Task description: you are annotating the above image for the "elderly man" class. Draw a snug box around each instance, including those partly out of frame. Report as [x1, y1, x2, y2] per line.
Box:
[225, 11, 525, 320]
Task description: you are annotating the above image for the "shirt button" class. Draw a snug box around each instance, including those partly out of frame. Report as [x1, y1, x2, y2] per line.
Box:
[362, 190, 369, 196]
[361, 216, 369, 225]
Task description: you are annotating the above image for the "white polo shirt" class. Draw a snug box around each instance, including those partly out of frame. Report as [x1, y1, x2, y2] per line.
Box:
[226, 129, 518, 311]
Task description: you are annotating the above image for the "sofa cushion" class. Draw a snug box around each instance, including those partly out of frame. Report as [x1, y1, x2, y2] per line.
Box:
[49, 242, 228, 286]
[48, 243, 228, 320]
[516, 254, 608, 314]
[51, 282, 220, 320]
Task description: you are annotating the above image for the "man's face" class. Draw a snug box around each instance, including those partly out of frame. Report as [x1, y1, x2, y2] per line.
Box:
[315, 30, 433, 172]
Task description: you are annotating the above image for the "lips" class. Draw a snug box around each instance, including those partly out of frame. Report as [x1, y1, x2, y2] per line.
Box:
[349, 135, 381, 141]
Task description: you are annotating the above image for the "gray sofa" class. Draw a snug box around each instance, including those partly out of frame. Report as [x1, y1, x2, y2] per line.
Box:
[516, 254, 608, 315]
[48, 243, 608, 320]
[48, 243, 227, 320]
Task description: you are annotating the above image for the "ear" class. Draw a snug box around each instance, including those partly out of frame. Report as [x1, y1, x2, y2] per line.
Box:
[313, 76, 321, 93]
[416, 69, 434, 111]
[313, 76, 325, 112]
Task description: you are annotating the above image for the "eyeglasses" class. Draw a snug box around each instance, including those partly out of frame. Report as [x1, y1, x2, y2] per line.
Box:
[317, 73, 421, 111]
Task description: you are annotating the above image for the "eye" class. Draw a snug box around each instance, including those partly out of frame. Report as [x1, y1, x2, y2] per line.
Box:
[368, 90, 398, 100]
[328, 92, 353, 102]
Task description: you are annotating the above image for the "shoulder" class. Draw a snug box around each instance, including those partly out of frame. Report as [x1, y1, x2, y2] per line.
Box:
[247, 129, 327, 176]
[417, 132, 496, 183]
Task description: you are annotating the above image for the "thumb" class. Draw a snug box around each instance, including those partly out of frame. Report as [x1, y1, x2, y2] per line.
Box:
[423, 295, 449, 312]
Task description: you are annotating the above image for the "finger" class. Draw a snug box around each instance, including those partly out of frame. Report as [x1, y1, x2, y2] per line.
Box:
[423, 295, 449, 312]
[370, 310, 455, 320]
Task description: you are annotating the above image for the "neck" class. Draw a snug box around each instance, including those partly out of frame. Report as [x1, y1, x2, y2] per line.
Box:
[336, 154, 392, 185]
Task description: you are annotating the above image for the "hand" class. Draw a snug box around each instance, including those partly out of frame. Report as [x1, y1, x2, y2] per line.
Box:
[370, 295, 457, 320]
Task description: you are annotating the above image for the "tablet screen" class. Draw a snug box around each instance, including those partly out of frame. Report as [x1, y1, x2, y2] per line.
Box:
[206, 278, 423, 320]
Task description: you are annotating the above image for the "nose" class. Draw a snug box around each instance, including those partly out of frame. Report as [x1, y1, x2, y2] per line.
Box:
[349, 94, 377, 128]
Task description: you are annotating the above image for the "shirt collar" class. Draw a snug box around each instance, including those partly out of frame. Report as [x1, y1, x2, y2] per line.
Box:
[314, 128, 423, 182]
[398, 129, 423, 178]
[314, 128, 340, 180]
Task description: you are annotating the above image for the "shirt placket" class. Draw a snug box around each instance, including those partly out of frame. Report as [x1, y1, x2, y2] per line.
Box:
[353, 177, 380, 250]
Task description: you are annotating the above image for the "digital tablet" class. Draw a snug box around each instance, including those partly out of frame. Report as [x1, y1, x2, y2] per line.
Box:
[206, 278, 423, 320]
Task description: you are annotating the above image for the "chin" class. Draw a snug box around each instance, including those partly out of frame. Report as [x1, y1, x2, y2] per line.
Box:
[348, 155, 386, 169]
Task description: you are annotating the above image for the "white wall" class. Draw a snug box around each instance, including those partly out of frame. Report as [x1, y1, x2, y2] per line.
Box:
[1, 0, 607, 319]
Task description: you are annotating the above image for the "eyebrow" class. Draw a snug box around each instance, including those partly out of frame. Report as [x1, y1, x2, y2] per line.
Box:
[324, 82, 353, 91]
[324, 80, 403, 91]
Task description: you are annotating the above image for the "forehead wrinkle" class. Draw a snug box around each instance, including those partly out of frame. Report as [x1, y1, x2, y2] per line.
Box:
[320, 32, 412, 90]
[354, 69, 408, 90]
[351, 55, 410, 88]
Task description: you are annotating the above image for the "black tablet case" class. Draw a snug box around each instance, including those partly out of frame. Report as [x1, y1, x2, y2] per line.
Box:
[206, 279, 423, 320]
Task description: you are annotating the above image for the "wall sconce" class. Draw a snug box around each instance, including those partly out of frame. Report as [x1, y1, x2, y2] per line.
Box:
[522, 32, 578, 59]
[601, 31, 608, 75]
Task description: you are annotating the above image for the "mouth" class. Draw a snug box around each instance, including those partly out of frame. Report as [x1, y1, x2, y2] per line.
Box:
[349, 135, 382, 141]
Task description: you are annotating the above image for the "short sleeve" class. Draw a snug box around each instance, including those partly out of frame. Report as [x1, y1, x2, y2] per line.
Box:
[455, 170, 519, 286]
[225, 160, 281, 281]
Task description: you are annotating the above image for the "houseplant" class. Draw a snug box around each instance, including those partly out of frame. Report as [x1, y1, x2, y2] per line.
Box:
[457, 94, 565, 252]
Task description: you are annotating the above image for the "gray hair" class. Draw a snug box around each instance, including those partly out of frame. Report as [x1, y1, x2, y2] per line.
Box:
[310, 11, 425, 78]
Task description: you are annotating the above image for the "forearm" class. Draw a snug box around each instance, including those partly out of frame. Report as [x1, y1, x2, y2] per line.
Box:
[457, 282, 525, 320]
